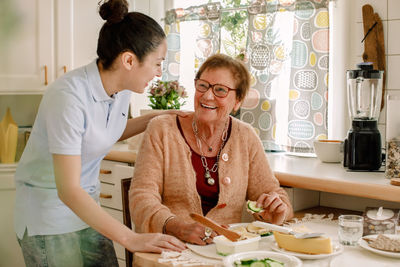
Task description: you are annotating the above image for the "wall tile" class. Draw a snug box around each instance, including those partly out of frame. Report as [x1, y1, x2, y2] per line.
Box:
[387, 55, 400, 89]
[388, 20, 400, 55]
[355, 0, 388, 22]
[388, 0, 400, 20]
[378, 123, 386, 147]
[352, 22, 365, 57]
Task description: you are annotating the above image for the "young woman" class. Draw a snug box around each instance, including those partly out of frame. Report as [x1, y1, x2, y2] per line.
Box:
[14, 0, 186, 266]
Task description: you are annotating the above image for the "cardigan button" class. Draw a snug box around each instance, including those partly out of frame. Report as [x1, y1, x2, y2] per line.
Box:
[222, 153, 228, 161]
[223, 177, 231, 185]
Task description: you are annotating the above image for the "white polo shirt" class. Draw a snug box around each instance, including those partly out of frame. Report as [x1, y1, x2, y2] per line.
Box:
[14, 60, 131, 238]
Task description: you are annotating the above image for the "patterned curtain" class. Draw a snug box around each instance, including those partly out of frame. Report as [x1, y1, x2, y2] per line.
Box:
[163, 3, 222, 80]
[241, 0, 329, 153]
[164, 0, 329, 154]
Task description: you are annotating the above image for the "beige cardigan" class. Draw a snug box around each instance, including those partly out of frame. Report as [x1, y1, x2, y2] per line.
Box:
[129, 114, 293, 233]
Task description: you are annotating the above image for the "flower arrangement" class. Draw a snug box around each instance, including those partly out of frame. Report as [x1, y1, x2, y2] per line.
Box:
[148, 80, 188, 110]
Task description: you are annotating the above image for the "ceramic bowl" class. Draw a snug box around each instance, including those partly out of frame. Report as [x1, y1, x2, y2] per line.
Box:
[313, 140, 344, 163]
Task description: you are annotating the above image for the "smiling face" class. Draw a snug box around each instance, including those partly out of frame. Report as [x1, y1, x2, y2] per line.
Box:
[194, 67, 242, 125]
[129, 39, 167, 94]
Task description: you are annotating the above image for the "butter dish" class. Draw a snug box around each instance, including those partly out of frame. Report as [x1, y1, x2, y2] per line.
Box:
[213, 235, 261, 256]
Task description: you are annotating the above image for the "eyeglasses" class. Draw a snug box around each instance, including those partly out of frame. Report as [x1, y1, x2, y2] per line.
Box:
[194, 78, 236, 98]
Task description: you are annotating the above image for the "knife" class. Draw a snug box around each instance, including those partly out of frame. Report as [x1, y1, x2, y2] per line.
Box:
[189, 213, 241, 242]
[253, 221, 324, 239]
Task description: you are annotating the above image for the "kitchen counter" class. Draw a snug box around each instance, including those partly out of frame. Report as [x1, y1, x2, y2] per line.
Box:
[267, 153, 400, 203]
[102, 144, 400, 203]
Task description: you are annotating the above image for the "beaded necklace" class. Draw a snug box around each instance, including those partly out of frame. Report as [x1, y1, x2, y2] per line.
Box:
[192, 118, 228, 186]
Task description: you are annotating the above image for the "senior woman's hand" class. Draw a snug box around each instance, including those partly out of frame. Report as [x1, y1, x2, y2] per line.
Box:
[254, 192, 289, 225]
[165, 217, 217, 245]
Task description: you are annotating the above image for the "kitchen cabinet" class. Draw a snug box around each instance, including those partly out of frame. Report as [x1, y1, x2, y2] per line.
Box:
[0, 167, 25, 267]
[99, 159, 135, 267]
[0, 0, 103, 94]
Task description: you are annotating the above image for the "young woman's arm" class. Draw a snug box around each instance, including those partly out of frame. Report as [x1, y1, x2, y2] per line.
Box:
[53, 154, 186, 253]
[118, 110, 189, 141]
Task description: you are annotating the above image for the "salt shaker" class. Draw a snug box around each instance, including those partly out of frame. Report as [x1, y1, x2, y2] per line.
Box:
[385, 93, 400, 178]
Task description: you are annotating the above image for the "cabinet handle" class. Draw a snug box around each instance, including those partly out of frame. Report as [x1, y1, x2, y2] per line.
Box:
[63, 66, 67, 73]
[100, 193, 112, 199]
[44, 65, 48, 85]
[100, 169, 112, 174]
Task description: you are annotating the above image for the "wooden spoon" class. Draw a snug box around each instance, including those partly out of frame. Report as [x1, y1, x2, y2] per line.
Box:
[190, 213, 241, 242]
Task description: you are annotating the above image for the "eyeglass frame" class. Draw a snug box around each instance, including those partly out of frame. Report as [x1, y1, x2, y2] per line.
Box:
[194, 78, 237, 98]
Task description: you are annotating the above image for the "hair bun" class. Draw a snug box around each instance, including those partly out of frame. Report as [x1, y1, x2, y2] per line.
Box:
[99, 0, 129, 24]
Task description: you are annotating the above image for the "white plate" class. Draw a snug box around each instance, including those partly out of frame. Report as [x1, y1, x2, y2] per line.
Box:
[223, 251, 302, 267]
[358, 234, 400, 258]
[187, 239, 273, 260]
[186, 243, 224, 260]
[270, 242, 344, 260]
[229, 223, 274, 240]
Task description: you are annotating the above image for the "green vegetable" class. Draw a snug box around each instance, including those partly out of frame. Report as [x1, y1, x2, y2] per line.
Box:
[234, 258, 284, 267]
[247, 200, 262, 213]
[260, 232, 273, 237]
[250, 262, 266, 267]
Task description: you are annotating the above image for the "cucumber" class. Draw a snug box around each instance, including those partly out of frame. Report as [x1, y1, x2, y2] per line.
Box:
[268, 262, 284, 267]
[247, 200, 262, 213]
[249, 262, 266, 267]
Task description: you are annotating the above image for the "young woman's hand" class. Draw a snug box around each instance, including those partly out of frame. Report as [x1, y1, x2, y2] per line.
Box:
[254, 192, 289, 225]
[127, 233, 186, 253]
[165, 218, 217, 245]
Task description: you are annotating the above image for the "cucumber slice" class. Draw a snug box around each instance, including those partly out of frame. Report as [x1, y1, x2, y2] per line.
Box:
[268, 262, 284, 267]
[247, 200, 262, 213]
[249, 262, 266, 267]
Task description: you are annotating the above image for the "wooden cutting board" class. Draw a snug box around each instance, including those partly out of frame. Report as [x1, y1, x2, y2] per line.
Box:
[362, 4, 386, 110]
[0, 108, 18, 163]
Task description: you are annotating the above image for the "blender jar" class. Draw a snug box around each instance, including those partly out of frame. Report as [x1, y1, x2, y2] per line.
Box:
[385, 93, 400, 178]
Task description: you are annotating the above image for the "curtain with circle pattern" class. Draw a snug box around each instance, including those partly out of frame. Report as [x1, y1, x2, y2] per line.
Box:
[241, 0, 329, 153]
[164, 0, 329, 154]
[163, 3, 222, 81]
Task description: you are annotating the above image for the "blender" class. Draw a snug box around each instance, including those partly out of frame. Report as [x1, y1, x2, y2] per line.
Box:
[344, 62, 383, 170]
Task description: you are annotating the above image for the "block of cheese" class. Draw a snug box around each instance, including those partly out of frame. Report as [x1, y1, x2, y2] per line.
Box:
[273, 231, 332, 254]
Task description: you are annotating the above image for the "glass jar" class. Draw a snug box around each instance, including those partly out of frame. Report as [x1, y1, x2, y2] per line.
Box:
[385, 93, 400, 178]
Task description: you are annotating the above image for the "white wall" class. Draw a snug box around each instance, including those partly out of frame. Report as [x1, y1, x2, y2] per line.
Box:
[348, 0, 400, 146]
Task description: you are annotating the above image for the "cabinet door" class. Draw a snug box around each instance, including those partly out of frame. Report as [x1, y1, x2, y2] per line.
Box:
[0, 173, 25, 267]
[56, 0, 103, 76]
[0, 0, 54, 93]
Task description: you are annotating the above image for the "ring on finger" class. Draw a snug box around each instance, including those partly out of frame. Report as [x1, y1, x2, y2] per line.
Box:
[204, 227, 212, 238]
[202, 236, 209, 242]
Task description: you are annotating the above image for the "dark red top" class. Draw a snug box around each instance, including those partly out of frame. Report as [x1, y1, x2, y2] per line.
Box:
[176, 116, 231, 215]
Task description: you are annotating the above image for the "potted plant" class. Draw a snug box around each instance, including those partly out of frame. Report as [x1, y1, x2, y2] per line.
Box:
[148, 80, 188, 110]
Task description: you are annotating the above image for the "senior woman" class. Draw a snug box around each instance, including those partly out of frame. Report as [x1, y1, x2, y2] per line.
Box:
[130, 54, 293, 245]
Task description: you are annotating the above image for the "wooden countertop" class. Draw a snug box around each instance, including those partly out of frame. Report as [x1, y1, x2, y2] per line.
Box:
[267, 153, 400, 203]
[133, 206, 365, 267]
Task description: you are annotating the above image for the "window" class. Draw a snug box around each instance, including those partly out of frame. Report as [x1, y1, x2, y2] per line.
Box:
[167, 0, 330, 153]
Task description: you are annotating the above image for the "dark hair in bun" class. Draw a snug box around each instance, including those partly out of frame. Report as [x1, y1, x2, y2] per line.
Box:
[97, 0, 166, 69]
[99, 0, 128, 24]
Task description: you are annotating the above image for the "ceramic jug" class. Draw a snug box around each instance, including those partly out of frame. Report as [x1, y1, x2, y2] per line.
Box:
[0, 108, 18, 163]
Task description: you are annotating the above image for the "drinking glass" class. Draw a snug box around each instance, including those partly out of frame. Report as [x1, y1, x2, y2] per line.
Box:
[338, 215, 363, 246]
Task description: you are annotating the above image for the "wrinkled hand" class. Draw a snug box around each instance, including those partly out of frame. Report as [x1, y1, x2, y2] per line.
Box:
[166, 219, 217, 245]
[127, 233, 186, 253]
[254, 192, 289, 225]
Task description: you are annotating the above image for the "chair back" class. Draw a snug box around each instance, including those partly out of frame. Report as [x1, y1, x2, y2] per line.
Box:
[121, 178, 133, 267]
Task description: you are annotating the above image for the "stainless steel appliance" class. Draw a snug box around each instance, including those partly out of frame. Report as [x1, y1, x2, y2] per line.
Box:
[344, 62, 383, 170]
